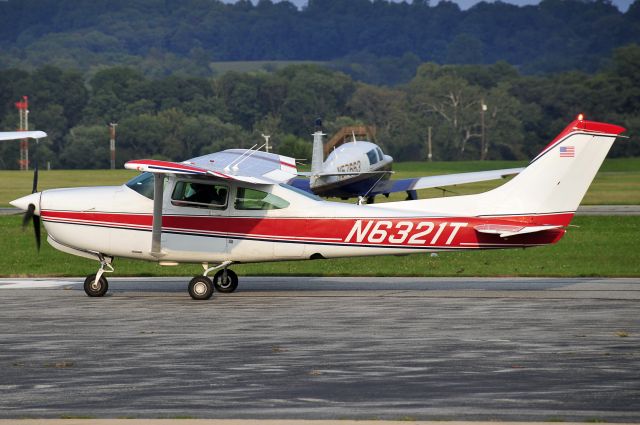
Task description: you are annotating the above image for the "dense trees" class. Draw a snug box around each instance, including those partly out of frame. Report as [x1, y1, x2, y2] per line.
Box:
[0, 0, 638, 83]
[0, 44, 638, 169]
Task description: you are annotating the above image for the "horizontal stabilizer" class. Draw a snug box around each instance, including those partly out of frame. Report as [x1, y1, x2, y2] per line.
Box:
[0, 131, 47, 141]
[474, 224, 564, 238]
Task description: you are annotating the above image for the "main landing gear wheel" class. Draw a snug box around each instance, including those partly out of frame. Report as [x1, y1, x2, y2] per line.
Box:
[84, 273, 109, 297]
[213, 269, 238, 293]
[188, 276, 214, 300]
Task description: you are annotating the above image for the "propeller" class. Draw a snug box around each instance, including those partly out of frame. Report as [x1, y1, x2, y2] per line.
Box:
[22, 163, 41, 251]
[32, 164, 38, 194]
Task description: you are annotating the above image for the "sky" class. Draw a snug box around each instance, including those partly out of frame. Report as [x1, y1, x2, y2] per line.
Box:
[230, 0, 634, 12]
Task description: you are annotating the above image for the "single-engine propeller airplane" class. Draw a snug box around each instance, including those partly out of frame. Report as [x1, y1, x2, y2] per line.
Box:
[9, 115, 625, 300]
[291, 122, 524, 203]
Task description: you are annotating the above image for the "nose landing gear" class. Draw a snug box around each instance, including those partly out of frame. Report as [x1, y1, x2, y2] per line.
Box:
[83, 255, 114, 297]
[84, 273, 109, 297]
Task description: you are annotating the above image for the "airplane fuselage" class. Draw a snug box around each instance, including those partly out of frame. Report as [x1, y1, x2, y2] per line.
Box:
[35, 175, 567, 266]
[310, 141, 394, 198]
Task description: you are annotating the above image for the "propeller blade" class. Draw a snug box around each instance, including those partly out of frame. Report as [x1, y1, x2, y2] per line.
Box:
[22, 203, 35, 228]
[32, 163, 38, 194]
[33, 214, 41, 251]
[21, 203, 41, 251]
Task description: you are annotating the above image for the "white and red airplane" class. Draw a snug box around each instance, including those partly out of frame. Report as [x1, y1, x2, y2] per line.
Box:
[9, 115, 625, 300]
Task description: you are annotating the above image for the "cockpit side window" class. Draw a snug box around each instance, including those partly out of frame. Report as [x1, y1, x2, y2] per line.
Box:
[172, 180, 228, 209]
[366, 149, 379, 165]
[126, 172, 155, 200]
[235, 187, 289, 210]
[376, 147, 384, 162]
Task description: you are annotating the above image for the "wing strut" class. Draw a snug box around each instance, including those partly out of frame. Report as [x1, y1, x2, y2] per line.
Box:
[150, 173, 166, 258]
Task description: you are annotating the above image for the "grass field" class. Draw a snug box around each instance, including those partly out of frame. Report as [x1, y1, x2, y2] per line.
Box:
[1, 157, 639, 207]
[1, 215, 638, 278]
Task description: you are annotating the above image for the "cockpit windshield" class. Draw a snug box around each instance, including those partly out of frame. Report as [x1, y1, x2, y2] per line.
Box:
[366, 149, 379, 165]
[125, 172, 155, 199]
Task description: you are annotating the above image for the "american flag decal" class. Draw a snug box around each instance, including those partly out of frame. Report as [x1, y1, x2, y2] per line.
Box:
[559, 146, 575, 157]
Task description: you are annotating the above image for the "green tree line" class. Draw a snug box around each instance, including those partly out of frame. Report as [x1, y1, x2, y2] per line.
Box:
[0, 0, 639, 82]
[0, 44, 639, 169]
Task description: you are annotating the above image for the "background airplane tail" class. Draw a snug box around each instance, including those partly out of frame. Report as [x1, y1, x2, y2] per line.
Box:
[310, 130, 325, 185]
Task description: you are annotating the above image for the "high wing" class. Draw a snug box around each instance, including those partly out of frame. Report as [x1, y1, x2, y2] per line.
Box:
[371, 167, 525, 196]
[125, 159, 266, 184]
[188, 149, 297, 183]
[0, 131, 47, 141]
[125, 149, 298, 184]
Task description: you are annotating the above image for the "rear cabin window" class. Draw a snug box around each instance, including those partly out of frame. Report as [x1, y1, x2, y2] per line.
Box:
[366, 149, 379, 165]
[235, 187, 289, 210]
[172, 181, 228, 209]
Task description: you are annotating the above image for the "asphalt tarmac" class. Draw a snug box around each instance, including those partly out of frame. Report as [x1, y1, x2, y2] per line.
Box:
[0, 276, 638, 421]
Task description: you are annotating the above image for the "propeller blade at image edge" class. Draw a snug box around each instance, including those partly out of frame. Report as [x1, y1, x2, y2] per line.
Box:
[33, 214, 41, 251]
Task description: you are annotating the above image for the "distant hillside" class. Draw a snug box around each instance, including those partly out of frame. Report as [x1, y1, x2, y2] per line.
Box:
[209, 61, 325, 74]
[1, 0, 639, 83]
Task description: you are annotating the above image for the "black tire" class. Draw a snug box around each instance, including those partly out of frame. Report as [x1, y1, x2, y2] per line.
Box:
[213, 269, 238, 293]
[84, 273, 109, 297]
[188, 276, 214, 300]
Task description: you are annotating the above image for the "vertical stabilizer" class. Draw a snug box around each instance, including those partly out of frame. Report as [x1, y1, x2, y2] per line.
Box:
[310, 130, 326, 186]
[478, 116, 626, 215]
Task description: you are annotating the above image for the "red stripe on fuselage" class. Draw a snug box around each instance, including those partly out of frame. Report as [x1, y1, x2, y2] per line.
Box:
[41, 210, 572, 248]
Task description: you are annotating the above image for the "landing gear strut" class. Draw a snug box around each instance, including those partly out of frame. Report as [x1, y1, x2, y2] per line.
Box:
[84, 255, 113, 297]
[188, 261, 237, 300]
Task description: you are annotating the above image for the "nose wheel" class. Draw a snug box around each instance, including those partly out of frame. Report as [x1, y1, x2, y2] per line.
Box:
[84, 255, 113, 297]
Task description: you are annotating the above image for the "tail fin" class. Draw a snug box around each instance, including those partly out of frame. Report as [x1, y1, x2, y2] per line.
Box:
[310, 130, 325, 185]
[480, 116, 625, 216]
[388, 115, 626, 219]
